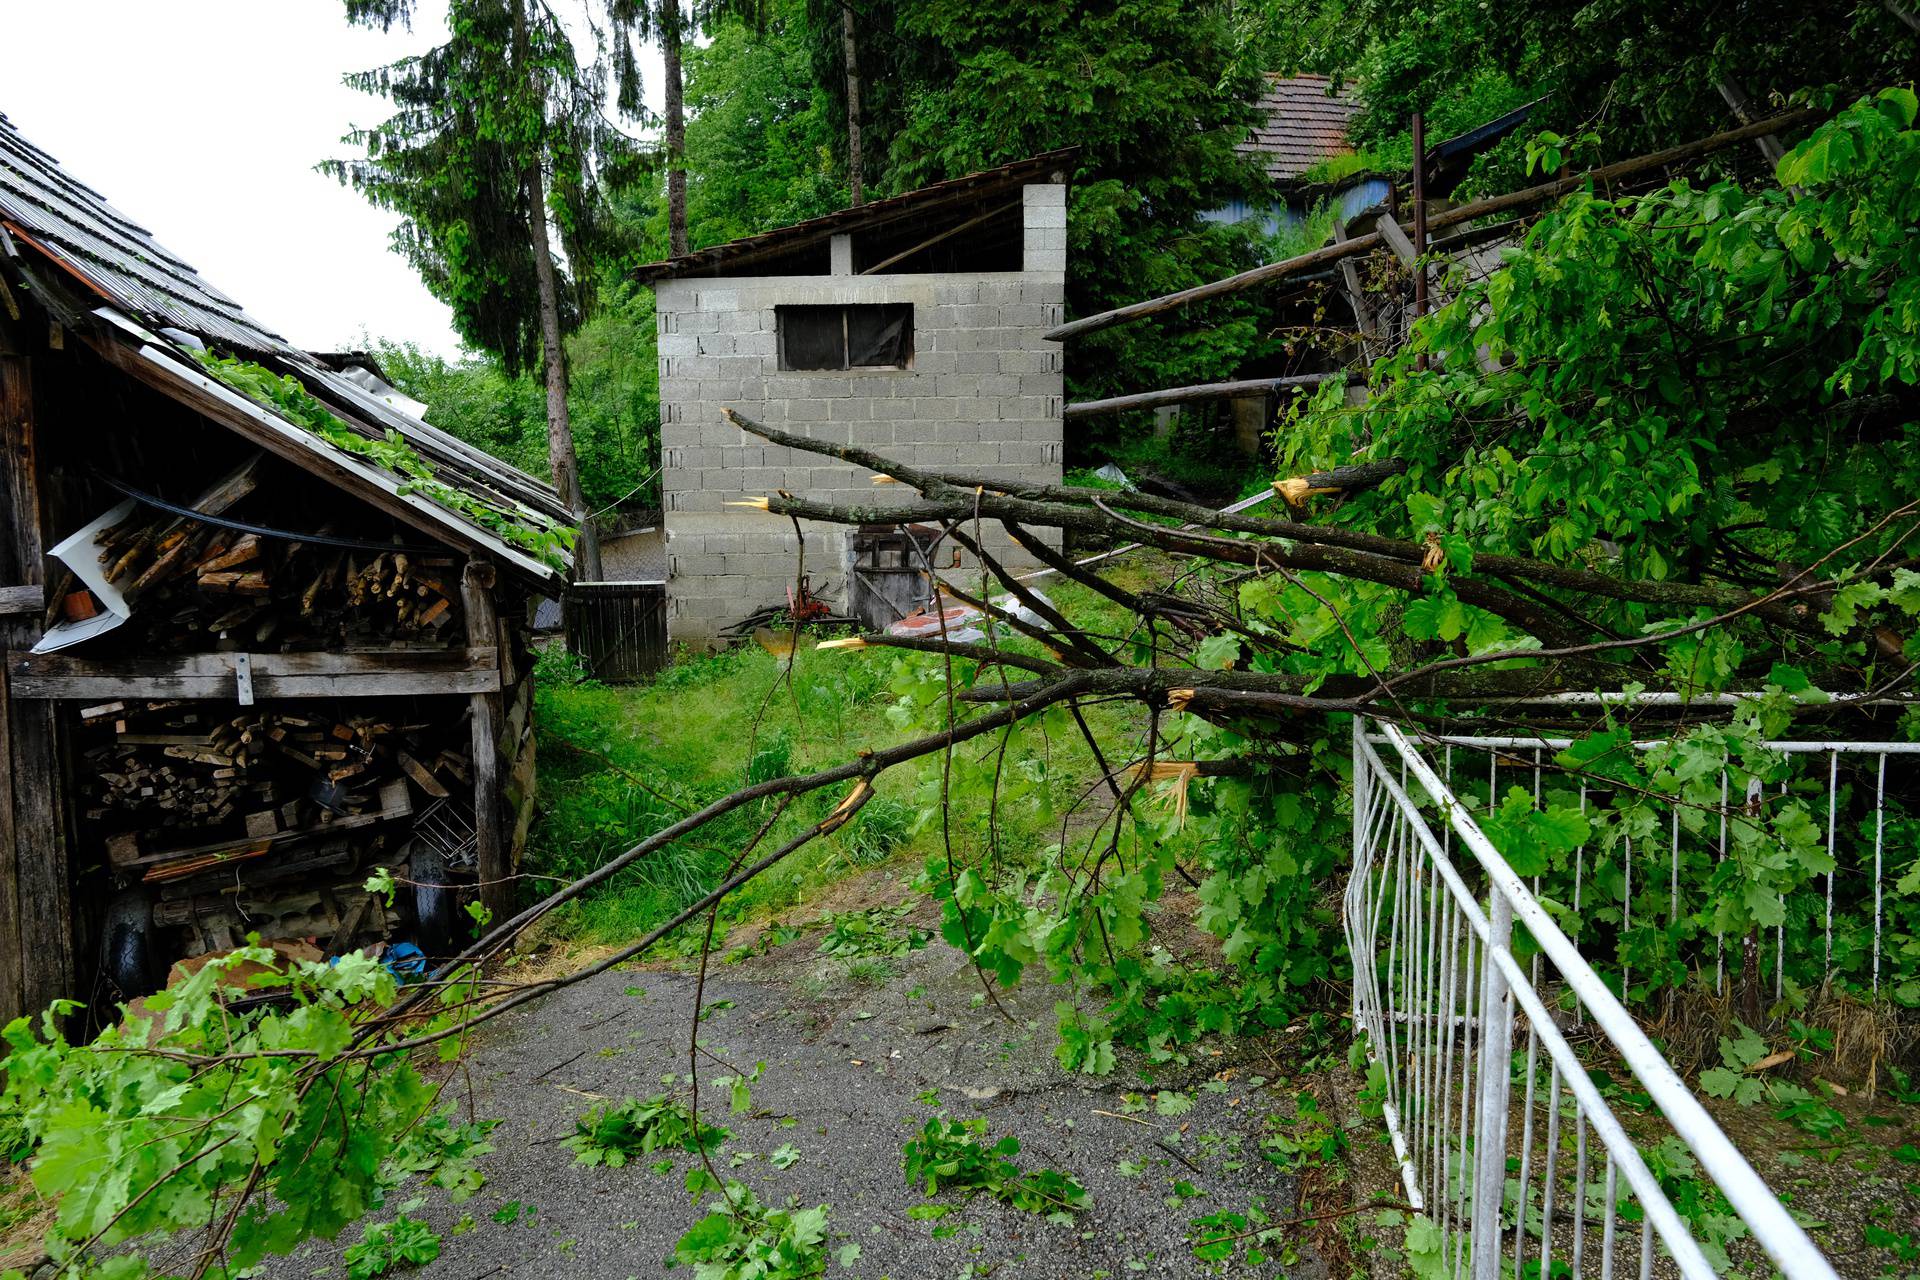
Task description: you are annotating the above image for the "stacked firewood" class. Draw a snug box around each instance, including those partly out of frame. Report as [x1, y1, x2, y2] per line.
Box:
[95, 520, 462, 651]
[55, 456, 465, 651]
[81, 699, 470, 875]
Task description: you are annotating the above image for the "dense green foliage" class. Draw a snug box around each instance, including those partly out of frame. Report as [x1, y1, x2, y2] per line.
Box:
[832, 0, 1286, 406]
[1275, 0, 1919, 189]
[371, 282, 661, 511]
[0, 948, 492, 1279]
[654, 0, 846, 247]
[329, 0, 642, 376]
[866, 93, 1920, 1070]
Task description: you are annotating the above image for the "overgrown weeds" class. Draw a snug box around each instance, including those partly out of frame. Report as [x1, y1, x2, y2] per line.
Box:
[526, 564, 1148, 953]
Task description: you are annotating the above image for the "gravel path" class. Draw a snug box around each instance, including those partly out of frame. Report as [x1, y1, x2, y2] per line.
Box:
[278, 938, 1320, 1280]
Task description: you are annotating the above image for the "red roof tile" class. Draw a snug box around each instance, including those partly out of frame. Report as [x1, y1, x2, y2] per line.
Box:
[1240, 74, 1363, 183]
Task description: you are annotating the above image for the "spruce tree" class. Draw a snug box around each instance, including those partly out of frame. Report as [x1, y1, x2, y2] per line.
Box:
[328, 0, 644, 578]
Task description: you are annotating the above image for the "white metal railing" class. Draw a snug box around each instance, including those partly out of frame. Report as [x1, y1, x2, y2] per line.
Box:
[1402, 732, 1918, 1003]
[1346, 717, 1845, 1280]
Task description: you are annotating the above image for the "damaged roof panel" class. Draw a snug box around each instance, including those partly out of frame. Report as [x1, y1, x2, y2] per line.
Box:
[0, 111, 571, 587]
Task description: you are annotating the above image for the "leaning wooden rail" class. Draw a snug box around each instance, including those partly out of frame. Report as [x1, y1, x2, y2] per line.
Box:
[1044, 108, 1824, 343]
[1063, 371, 1353, 419]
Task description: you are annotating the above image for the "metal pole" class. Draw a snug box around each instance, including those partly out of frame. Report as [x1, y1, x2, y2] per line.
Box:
[1471, 885, 1513, 1280]
[1411, 111, 1429, 371]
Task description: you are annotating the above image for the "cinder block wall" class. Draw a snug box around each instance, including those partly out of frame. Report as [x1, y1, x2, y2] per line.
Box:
[655, 183, 1068, 647]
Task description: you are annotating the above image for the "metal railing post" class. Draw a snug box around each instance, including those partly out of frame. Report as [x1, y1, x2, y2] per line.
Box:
[1471, 886, 1514, 1280]
[1351, 714, 1369, 1027]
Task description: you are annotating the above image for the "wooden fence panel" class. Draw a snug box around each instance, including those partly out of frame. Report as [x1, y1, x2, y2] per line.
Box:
[565, 582, 668, 682]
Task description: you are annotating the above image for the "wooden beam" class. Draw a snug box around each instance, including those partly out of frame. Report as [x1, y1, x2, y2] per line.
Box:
[1044, 108, 1825, 343]
[1376, 212, 1419, 266]
[6, 647, 501, 700]
[0, 320, 30, 1026]
[1063, 373, 1352, 419]
[0, 584, 42, 615]
[463, 561, 508, 922]
[1331, 220, 1380, 355]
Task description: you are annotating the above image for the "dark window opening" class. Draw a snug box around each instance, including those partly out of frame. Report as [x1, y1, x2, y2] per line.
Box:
[777, 304, 913, 370]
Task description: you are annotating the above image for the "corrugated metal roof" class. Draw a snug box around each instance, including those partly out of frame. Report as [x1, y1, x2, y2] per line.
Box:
[1240, 75, 1363, 184]
[0, 113, 297, 355]
[635, 148, 1077, 283]
[0, 111, 571, 586]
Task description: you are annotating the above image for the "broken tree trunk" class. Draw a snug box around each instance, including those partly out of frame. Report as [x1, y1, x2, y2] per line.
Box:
[1044, 108, 1824, 343]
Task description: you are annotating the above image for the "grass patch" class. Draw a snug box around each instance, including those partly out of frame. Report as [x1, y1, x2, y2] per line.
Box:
[526, 556, 1176, 950]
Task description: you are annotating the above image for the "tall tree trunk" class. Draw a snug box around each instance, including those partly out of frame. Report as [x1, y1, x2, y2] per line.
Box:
[661, 2, 688, 256]
[512, 0, 604, 580]
[840, 1, 864, 207]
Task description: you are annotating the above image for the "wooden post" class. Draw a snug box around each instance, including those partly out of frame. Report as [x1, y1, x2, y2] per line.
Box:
[0, 326, 23, 1026]
[1411, 111, 1429, 372]
[0, 311, 71, 1025]
[463, 560, 508, 923]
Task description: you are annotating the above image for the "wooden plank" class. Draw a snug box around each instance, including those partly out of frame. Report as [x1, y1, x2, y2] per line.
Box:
[12, 646, 496, 678]
[464, 561, 508, 921]
[0, 333, 27, 1026]
[7, 669, 502, 700]
[1330, 219, 1380, 353]
[1376, 212, 1419, 267]
[0, 584, 42, 615]
[7, 647, 502, 700]
[858, 198, 1021, 275]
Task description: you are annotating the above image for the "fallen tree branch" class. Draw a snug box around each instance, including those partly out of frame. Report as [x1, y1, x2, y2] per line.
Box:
[723, 409, 1826, 630]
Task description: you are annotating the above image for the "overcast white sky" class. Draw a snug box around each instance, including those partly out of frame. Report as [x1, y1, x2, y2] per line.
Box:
[2, 0, 662, 359]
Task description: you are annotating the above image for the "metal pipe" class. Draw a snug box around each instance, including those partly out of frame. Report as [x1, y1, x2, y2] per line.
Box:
[1372, 732, 1920, 756]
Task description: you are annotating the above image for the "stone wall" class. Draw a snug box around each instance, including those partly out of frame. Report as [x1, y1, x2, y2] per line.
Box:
[655, 182, 1067, 646]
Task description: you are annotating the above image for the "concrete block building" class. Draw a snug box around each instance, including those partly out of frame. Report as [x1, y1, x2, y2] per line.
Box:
[635, 150, 1072, 647]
